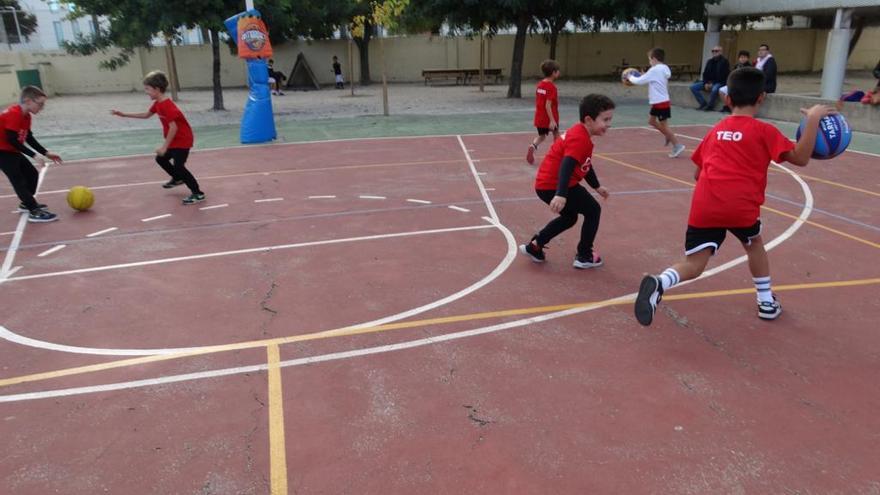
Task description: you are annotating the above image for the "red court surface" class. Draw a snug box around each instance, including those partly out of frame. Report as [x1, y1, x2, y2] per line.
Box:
[1, 127, 879, 494]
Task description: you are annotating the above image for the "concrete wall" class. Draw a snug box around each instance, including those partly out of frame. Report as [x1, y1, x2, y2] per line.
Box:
[1, 26, 878, 102]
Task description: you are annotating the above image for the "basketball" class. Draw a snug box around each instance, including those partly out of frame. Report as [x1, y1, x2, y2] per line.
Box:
[621, 67, 641, 86]
[67, 186, 94, 211]
[796, 113, 852, 160]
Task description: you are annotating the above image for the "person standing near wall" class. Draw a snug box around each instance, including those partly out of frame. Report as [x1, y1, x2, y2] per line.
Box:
[755, 44, 777, 94]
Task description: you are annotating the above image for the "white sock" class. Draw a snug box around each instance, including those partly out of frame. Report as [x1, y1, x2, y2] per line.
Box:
[658, 268, 680, 291]
[754, 276, 773, 303]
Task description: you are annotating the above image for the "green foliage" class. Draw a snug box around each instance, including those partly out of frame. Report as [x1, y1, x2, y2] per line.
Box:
[1, 0, 39, 41]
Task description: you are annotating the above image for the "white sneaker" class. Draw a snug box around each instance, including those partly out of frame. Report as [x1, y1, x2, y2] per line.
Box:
[757, 294, 782, 320]
[669, 144, 686, 158]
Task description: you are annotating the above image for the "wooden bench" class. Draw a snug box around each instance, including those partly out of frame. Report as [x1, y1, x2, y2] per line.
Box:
[422, 68, 504, 85]
[422, 69, 467, 85]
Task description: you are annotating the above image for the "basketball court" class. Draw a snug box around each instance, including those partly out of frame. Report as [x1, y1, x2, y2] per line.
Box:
[1, 123, 879, 493]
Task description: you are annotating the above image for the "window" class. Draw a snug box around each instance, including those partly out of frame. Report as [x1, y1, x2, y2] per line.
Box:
[48, 1, 60, 12]
[53, 21, 64, 44]
[71, 20, 81, 37]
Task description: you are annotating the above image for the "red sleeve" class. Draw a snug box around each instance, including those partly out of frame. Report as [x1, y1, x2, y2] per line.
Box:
[766, 125, 795, 163]
[166, 103, 184, 123]
[3, 108, 22, 133]
[691, 140, 705, 168]
[148, 101, 158, 114]
[563, 129, 592, 163]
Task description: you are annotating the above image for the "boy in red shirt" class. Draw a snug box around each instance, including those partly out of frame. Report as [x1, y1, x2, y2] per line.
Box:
[520, 94, 614, 269]
[112, 70, 205, 205]
[0, 86, 63, 223]
[634, 67, 835, 326]
[526, 59, 561, 165]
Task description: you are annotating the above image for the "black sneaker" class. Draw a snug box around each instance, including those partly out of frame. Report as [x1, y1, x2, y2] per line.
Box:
[572, 251, 602, 269]
[182, 193, 206, 205]
[758, 294, 782, 320]
[17, 202, 47, 212]
[162, 179, 185, 189]
[28, 209, 58, 223]
[518, 239, 546, 263]
[634, 274, 664, 326]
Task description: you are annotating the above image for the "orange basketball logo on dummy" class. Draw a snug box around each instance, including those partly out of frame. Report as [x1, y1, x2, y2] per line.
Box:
[236, 16, 272, 59]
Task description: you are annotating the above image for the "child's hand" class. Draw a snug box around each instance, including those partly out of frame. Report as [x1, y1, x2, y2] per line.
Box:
[549, 120, 558, 131]
[45, 152, 63, 164]
[550, 195, 566, 213]
[110, 109, 123, 117]
[155, 146, 167, 156]
[800, 104, 836, 121]
[595, 186, 609, 200]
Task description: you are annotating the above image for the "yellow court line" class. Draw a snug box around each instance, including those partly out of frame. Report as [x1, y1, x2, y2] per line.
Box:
[1, 277, 878, 390]
[596, 154, 880, 250]
[267, 344, 289, 495]
[767, 168, 880, 198]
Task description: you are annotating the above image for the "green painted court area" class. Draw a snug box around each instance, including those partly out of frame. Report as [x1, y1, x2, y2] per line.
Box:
[41, 104, 880, 162]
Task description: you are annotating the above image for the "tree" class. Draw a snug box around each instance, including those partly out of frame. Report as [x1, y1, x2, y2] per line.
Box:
[352, 0, 409, 114]
[0, 0, 37, 44]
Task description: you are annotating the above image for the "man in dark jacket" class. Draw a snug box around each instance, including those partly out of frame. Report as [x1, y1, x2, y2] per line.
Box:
[690, 46, 730, 110]
[755, 43, 778, 93]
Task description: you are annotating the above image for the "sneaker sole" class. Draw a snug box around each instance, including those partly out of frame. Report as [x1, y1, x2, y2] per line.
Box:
[669, 147, 686, 158]
[634, 275, 660, 326]
[518, 244, 545, 263]
[28, 216, 59, 223]
[758, 308, 782, 320]
[572, 259, 603, 269]
[183, 199, 206, 205]
[162, 183, 184, 189]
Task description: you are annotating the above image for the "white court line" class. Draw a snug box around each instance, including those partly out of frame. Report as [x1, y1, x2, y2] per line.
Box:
[0, 153, 814, 400]
[308, 195, 336, 199]
[0, 162, 51, 282]
[485, 188, 495, 191]
[406, 199, 431, 204]
[3, 224, 495, 284]
[448, 205, 470, 213]
[86, 227, 118, 238]
[141, 214, 172, 222]
[1, 231, 14, 236]
[255, 198, 284, 203]
[199, 204, 229, 210]
[37, 245, 66, 258]
[457, 135, 500, 223]
[359, 195, 386, 200]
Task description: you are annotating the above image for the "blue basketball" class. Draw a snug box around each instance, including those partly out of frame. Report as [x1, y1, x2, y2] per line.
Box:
[796, 113, 852, 160]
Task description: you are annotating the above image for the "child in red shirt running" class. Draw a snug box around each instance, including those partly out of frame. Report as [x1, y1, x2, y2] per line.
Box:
[111, 70, 205, 205]
[526, 59, 561, 165]
[634, 67, 836, 326]
[520, 94, 614, 269]
[0, 85, 63, 223]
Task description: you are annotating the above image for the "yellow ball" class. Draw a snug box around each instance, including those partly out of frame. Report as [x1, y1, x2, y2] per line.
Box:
[67, 186, 94, 211]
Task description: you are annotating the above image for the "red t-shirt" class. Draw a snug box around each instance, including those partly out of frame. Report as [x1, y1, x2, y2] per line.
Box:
[0, 104, 31, 153]
[534, 80, 559, 128]
[534, 123, 594, 191]
[689, 115, 794, 227]
[149, 98, 194, 149]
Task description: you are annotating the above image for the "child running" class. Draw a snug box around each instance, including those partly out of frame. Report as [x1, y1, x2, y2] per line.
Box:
[526, 59, 561, 165]
[634, 67, 835, 326]
[627, 48, 686, 158]
[111, 70, 205, 205]
[520, 94, 614, 269]
[0, 86, 63, 223]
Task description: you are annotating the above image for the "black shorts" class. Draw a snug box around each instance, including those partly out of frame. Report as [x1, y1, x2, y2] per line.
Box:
[685, 220, 762, 255]
[649, 106, 671, 121]
[536, 127, 553, 136]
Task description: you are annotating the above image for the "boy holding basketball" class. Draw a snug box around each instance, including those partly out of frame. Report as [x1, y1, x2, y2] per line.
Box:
[519, 94, 614, 269]
[526, 59, 561, 165]
[0, 86, 63, 223]
[111, 70, 205, 205]
[626, 48, 686, 158]
[633, 67, 835, 326]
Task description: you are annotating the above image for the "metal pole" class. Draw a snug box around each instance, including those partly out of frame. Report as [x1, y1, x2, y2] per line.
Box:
[11, 8, 22, 44]
[245, 0, 254, 10]
[820, 8, 853, 100]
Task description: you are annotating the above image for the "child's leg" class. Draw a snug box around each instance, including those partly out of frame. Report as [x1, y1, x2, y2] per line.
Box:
[1, 153, 41, 211]
[155, 153, 179, 179]
[168, 149, 203, 195]
[634, 226, 724, 326]
[656, 119, 679, 147]
[569, 185, 601, 260]
[531, 133, 547, 148]
[533, 189, 578, 247]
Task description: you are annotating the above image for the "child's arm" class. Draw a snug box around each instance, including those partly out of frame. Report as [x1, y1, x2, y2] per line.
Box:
[156, 121, 178, 156]
[111, 109, 154, 119]
[545, 100, 557, 130]
[628, 68, 653, 86]
[549, 156, 579, 213]
[585, 167, 609, 199]
[781, 105, 836, 166]
[25, 132, 62, 164]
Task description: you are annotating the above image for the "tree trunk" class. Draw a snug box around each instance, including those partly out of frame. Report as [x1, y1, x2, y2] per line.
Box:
[163, 41, 179, 102]
[507, 13, 530, 98]
[549, 30, 559, 60]
[210, 28, 224, 111]
[380, 35, 389, 116]
[353, 21, 372, 86]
